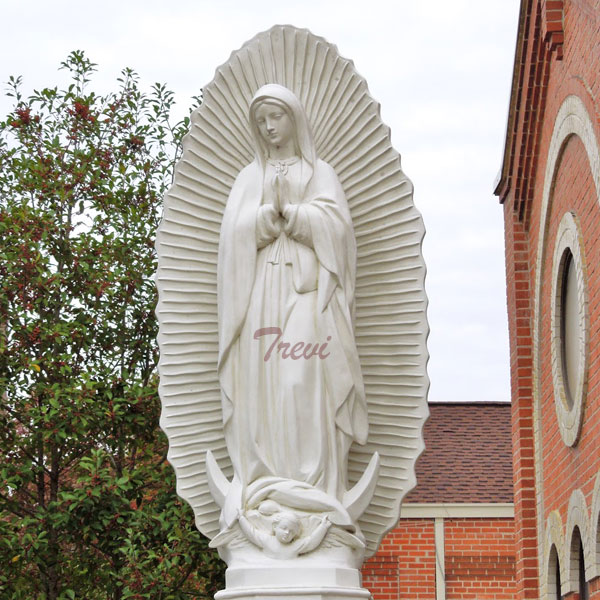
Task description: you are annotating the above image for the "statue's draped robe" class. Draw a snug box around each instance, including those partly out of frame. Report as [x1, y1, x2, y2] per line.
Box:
[217, 157, 367, 529]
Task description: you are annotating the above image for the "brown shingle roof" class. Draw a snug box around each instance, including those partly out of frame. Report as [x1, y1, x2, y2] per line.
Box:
[405, 402, 514, 504]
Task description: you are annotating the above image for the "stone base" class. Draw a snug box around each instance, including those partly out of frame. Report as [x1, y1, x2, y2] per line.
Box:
[215, 586, 371, 600]
[215, 567, 372, 600]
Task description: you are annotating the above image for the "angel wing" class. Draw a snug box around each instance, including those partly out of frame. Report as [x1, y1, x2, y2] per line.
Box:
[156, 25, 429, 558]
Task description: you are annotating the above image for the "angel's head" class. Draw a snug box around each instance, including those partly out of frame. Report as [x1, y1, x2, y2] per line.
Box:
[272, 511, 301, 544]
[249, 84, 316, 167]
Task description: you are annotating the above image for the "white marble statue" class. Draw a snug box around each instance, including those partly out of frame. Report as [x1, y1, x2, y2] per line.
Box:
[216, 83, 368, 537]
[156, 25, 429, 600]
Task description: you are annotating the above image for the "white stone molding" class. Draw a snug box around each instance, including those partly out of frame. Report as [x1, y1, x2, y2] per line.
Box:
[564, 489, 593, 591]
[532, 94, 600, 598]
[550, 211, 588, 447]
[434, 517, 446, 600]
[400, 503, 514, 519]
[590, 472, 600, 580]
[542, 510, 567, 600]
[216, 586, 372, 600]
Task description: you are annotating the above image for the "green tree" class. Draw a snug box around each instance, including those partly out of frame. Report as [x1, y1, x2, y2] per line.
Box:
[0, 51, 224, 599]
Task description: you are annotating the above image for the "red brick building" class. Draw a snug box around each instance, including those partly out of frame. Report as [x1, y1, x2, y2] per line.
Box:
[363, 402, 516, 599]
[495, 1, 600, 598]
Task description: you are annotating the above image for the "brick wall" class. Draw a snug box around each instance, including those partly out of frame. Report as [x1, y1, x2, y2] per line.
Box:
[538, 134, 600, 522]
[362, 516, 516, 599]
[497, 0, 600, 597]
[504, 202, 538, 599]
[363, 519, 435, 600]
[444, 518, 516, 600]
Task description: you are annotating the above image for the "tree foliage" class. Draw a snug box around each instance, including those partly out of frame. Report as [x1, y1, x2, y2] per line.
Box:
[0, 51, 224, 599]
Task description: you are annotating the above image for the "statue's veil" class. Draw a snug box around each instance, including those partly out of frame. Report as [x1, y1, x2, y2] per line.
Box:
[248, 83, 317, 174]
[156, 25, 429, 557]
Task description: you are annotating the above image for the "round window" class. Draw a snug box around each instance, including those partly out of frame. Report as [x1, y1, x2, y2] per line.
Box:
[551, 212, 588, 447]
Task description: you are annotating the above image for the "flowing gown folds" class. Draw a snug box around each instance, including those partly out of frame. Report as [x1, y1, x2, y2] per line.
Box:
[217, 158, 367, 528]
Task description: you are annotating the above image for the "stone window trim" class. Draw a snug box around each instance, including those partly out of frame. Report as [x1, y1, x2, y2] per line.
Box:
[550, 211, 589, 447]
[565, 489, 594, 593]
[543, 511, 567, 600]
[591, 472, 600, 580]
[542, 485, 600, 600]
[541, 488, 600, 600]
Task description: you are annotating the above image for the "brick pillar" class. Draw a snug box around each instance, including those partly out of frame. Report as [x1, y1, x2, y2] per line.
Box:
[504, 203, 539, 599]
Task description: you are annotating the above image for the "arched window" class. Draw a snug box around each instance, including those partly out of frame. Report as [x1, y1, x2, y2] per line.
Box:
[548, 545, 562, 600]
[570, 527, 589, 600]
[578, 534, 589, 600]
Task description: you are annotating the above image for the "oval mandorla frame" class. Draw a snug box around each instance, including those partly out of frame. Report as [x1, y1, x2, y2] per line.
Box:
[156, 25, 429, 558]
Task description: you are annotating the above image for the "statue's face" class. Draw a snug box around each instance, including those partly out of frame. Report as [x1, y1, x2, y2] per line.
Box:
[254, 102, 294, 151]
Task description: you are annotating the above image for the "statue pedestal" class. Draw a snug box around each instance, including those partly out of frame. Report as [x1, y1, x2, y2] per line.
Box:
[215, 567, 372, 600]
[216, 588, 371, 600]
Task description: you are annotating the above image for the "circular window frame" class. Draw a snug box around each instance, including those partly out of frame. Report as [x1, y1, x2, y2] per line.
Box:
[550, 211, 588, 447]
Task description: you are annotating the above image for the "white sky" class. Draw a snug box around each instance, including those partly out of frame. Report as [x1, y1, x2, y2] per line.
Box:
[0, 0, 521, 403]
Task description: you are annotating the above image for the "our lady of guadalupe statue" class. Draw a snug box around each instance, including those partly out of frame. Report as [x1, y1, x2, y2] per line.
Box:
[156, 25, 429, 598]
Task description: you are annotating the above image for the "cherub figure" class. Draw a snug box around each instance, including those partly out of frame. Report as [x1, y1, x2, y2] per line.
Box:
[238, 509, 331, 559]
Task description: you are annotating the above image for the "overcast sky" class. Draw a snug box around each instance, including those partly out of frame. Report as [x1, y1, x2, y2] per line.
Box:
[0, 0, 521, 403]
